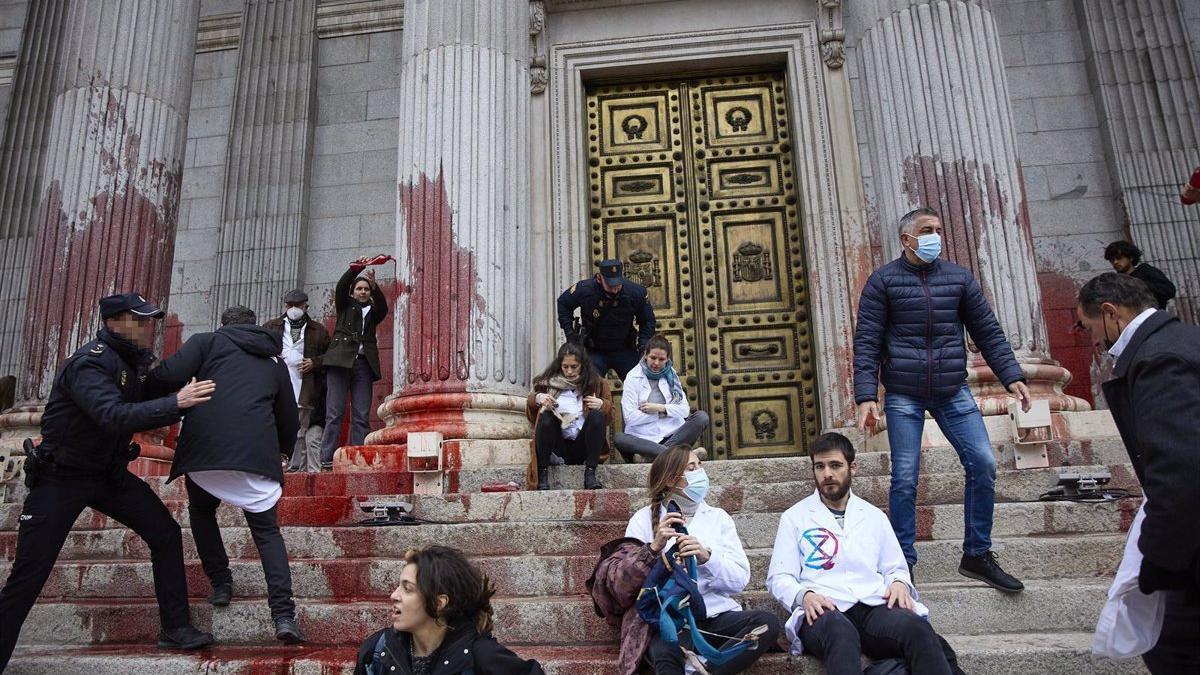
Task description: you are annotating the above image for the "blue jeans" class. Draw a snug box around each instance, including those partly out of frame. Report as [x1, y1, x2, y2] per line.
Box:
[884, 385, 996, 564]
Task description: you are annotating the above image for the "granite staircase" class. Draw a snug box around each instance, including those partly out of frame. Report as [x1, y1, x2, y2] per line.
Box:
[0, 433, 1150, 674]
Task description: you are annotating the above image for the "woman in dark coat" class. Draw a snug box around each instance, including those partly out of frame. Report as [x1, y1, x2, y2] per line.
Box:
[355, 546, 544, 675]
[319, 262, 388, 470]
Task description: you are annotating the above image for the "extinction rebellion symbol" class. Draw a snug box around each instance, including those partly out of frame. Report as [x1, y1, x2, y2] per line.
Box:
[801, 527, 840, 570]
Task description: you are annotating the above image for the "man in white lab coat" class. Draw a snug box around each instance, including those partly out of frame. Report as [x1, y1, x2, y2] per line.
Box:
[767, 432, 960, 675]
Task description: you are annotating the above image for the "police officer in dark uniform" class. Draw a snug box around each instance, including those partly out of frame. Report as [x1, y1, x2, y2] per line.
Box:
[0, 293, 216, 671]
[556, 259, 656, 379]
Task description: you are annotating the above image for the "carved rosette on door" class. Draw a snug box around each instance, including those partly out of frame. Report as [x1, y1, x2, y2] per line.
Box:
[585, 72, 818, 458]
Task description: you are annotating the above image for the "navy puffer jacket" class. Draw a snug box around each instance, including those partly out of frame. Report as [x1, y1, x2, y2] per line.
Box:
[853, 255, 1024, 403]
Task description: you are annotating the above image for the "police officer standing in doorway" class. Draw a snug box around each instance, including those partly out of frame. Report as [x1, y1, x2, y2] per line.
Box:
[0, 293, 217, 671]
[556, 259, 656, 379]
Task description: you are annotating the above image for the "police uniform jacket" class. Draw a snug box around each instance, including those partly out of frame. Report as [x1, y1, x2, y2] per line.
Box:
[556, 278, 655, 352]
[39, 328, 181, 476]
[324, 266, 388, 380]
[355, 623, 545, 675]
[149, 324, 299, 484]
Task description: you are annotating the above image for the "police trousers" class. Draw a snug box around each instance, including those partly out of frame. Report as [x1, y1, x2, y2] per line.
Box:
[0, 472, 191, 670]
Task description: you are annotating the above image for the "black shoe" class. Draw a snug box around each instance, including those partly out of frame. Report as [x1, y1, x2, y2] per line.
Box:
[959, 550, 1024, 593]
[208, 582, 232, 607]
[274, 615, 308, 644]
[583, 466, 603, 490]
[157, 624, 215, 650]
[537, 467, 550, 491]
[320, 462, 333, 472]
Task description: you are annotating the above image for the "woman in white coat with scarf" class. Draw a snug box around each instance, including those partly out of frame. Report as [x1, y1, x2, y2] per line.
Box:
[614, 335, 709, 462]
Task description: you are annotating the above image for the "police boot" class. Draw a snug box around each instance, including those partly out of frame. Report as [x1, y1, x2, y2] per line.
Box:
[274, 615, 308, 644]
[537, 468, 550, 491]
[208, 581, 232, 607]
[158, 624, 215, 650]
[584, 466, 603, 490]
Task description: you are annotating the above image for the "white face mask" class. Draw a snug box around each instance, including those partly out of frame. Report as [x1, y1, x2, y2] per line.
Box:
[285, 307, 305, 321]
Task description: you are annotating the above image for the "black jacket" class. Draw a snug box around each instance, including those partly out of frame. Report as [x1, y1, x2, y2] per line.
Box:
[39, 329, 181, 476]
[1129, 263, 1176, 310]
[355, 624, 544, 675]
[1101, 310, 1200, 577]
[853, 255, 1024, 403]
[324, 266, 388, 380]
[556, 278, 656, 352]
[150, 324, 299, 483]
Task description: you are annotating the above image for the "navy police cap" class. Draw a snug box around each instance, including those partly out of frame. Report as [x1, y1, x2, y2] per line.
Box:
[99, 292, 165, 319]
[598, 258, 625, 285]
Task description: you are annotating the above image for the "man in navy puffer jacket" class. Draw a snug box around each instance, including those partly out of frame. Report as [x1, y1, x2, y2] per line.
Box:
[853, 207, 1031, 594]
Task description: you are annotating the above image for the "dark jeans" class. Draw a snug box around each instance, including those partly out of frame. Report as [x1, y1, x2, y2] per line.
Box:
[185, 477, 295, 620]
[798, 602, 953, 675]
[535, 408, 605, 470]
[645, 608, 781, 675]
[884, 385, 996, 563]
[321, 355, 374, 464]
[588, 348, 640, 380]
[0, 473, 190, 670]
[1143, 590, 1200, 674]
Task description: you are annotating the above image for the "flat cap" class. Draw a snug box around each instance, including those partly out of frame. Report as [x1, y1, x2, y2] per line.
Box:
[283, 288, 308, 304]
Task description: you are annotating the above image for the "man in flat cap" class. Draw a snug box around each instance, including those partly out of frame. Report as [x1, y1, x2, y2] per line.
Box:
[557, 258, 656, 379]
[264, 289, 330, 473]
[0, 293, 217, 670]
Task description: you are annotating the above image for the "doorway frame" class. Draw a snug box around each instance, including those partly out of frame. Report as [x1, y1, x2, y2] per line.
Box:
[544, 22, 869, 431]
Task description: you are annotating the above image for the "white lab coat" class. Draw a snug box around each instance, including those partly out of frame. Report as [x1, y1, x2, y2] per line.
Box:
[767, 491, 927, 654]
[280, 319, 305, 404]
[621, 366, 690, 441]
[625, 500, 750, 618]
[1093, 501, 1164, 660]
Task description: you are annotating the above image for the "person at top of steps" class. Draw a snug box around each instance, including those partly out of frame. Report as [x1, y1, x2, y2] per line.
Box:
[355, 545, 544, 675]
[624, 445, 781, 674]
[767, 432, 963, 675]
[613, 335, 710, 463]
[526, 341, 613, 491]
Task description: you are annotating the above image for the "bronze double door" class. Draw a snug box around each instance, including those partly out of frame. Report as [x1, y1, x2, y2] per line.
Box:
[585, 71, 819, 459]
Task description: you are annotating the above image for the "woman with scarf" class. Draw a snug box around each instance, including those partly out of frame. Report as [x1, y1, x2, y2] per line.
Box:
[624, 445, 781, 674]
[527, 342, 613, 490]
[355, 545, 544, 675]
[615, 335, 709, 462]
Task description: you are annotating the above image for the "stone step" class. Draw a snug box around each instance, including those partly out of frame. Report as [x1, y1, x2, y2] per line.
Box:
[15, 580, 1113, 648]
[5, 534, 1125, 601]
[0, 498, 1136, 562]
[5, 632, 1149, 675]
[0, 464, 1140, 532]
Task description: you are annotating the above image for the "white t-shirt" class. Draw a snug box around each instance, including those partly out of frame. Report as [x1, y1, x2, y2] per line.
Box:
[357, 305, 372, 355]
[188, 470, 283, 513]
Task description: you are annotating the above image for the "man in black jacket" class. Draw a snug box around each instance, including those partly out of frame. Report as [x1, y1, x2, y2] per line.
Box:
[150, 305, 306, 644]
[1103, 240, 1176, 310]
[1076, 273, 1200, 673]
[0, 293, 215, 671]
[854, 207, 1031, 593]
[556, 259, 656, 379]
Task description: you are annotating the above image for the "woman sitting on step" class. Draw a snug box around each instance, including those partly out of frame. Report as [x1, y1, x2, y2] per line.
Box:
[614, 335, 709, 462]
[625, 445, 782, 674]
[356, 545, 544, 675]
[526, 342, 613, 491]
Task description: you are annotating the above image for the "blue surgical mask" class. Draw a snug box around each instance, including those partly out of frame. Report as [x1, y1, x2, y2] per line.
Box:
[682, 467, 709, 504]
[906, 233, 942, 263]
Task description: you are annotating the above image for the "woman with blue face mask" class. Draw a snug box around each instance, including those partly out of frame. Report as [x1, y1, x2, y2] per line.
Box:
[623, 446, 781, 674]
[614, 334, 710, 462]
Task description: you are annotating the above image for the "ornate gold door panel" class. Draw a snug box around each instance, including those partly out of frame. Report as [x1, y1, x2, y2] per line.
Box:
[586, 72, 819, 459]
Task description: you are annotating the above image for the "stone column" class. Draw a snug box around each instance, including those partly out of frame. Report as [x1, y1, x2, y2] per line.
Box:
[853, 0, 1088, 413]
[0, 0, 200, 449]
[366, 0, 531, 449]
[211, 0, 318, 322]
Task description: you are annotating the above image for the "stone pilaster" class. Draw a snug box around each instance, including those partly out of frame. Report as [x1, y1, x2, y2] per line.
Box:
[368, 0, 531, 445]
[1078, 0, 1200, 324]
[0, 1, 69, 381]
[0, 0, 200, 436]
[853, 0, 1088, 413]
[211, 0, 318, 322]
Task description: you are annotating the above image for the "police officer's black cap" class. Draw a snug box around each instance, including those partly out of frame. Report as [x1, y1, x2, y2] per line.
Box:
[283, 288, 308, 304]
[99, 292, 164, 319]
[598, 258, 625, 285]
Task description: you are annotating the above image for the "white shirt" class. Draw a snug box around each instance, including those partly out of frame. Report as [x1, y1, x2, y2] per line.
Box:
[555, 389, 585, 440]
[767, 491, 927, 655]
[621, 367, 690, 441]
[188, 470, 282, 513]
[624, 501, 750, 618]
[280, 318, 305, 403]
[357, 305, 372, 355]
[1107, 308, 1157, 360]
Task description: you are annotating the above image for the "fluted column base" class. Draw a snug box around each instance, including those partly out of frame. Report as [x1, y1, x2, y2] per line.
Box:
[968, 359, 1091, 415]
